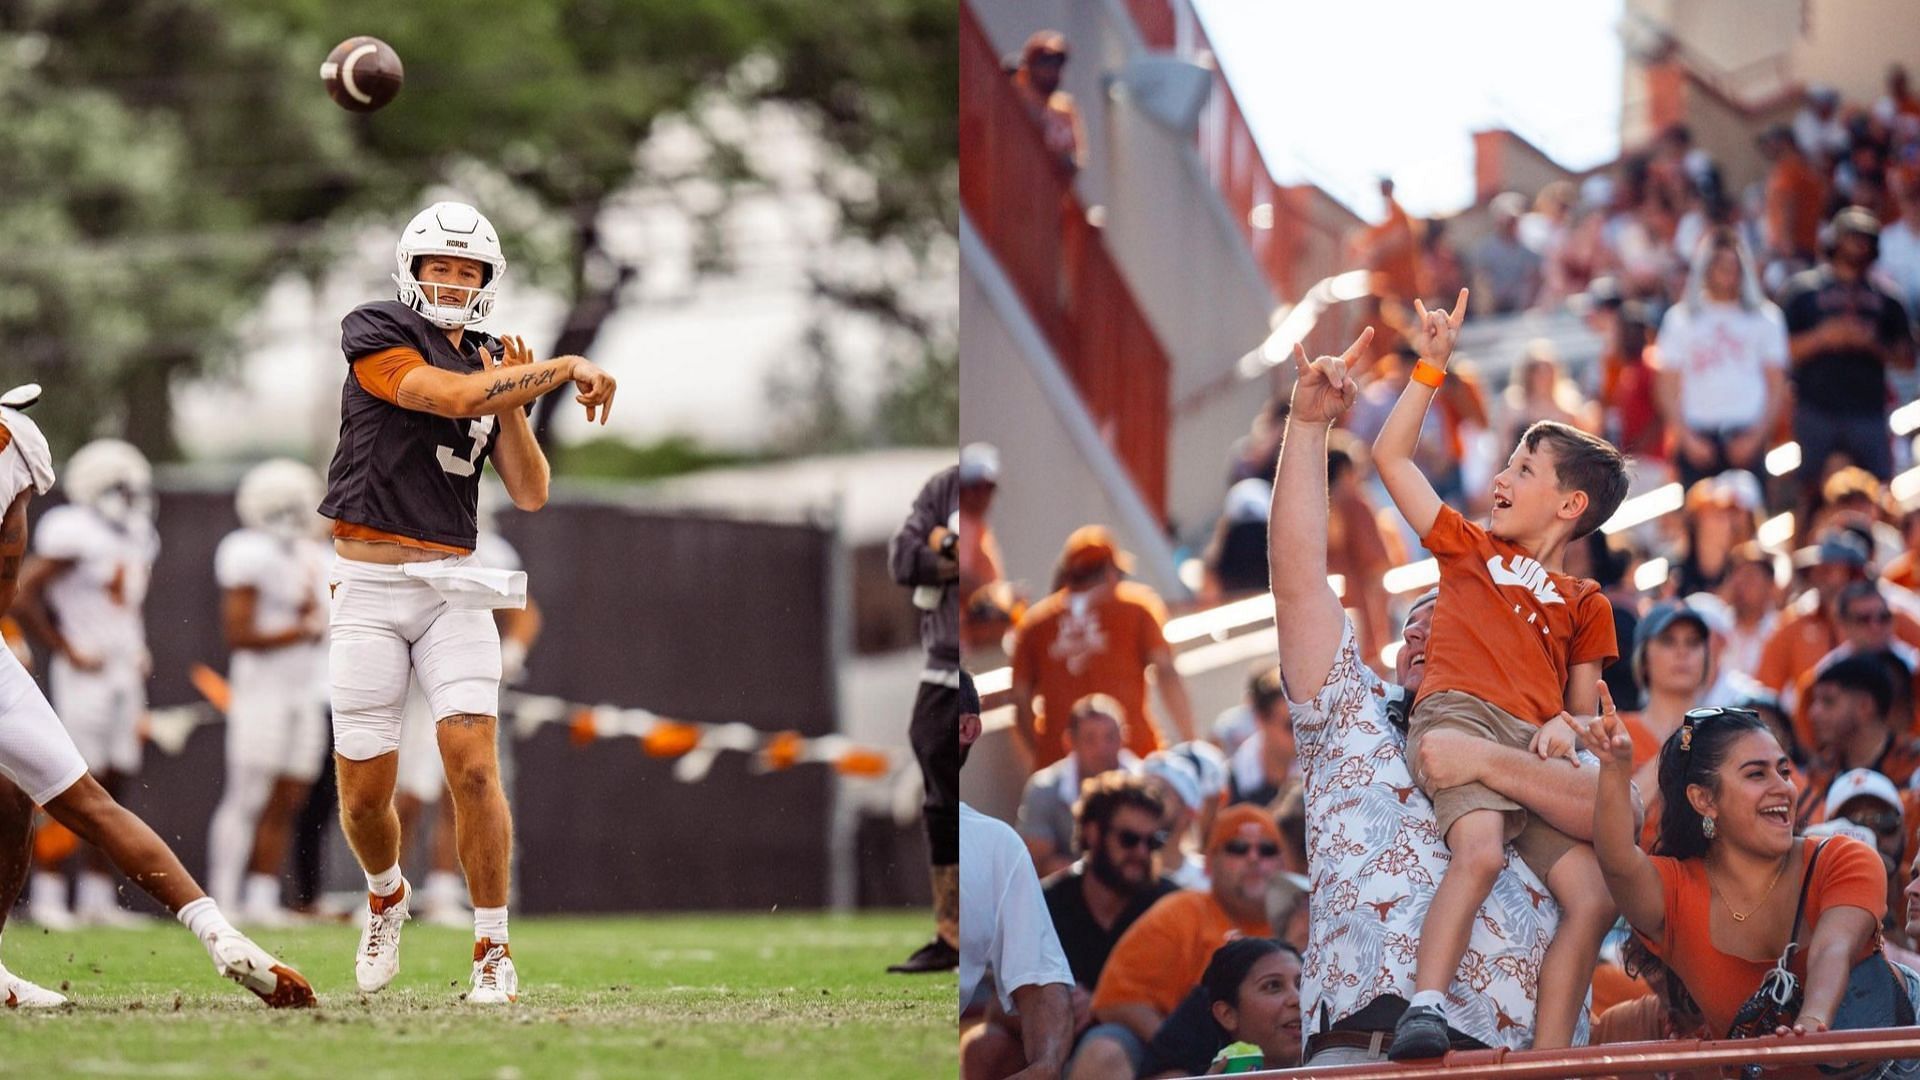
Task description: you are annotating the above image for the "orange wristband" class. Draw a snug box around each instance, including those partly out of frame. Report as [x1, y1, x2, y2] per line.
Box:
[1411, 361, 1447, 388]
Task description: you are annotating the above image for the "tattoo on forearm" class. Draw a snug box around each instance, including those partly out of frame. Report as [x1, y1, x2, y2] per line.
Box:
[483, 367, 559, 401]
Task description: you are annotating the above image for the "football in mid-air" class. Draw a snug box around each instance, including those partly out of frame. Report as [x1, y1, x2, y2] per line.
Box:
[320, 36, 404, 113]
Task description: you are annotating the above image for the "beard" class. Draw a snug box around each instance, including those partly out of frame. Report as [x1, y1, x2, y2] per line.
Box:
[1087, 845, 1143, 893]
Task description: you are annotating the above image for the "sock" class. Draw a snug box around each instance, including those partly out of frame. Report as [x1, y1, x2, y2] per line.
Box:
[29, 872, 66, 913]
[366, 863, 403, 899]
[1410, 989, 1446, 1012]
[244, 873, 280, 914]
[473, 906, 508, 944]
[177, 896, 234, 946]
[76, 872, 118, 914]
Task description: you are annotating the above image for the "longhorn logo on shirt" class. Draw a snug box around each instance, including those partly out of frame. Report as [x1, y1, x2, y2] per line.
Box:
[1486, 555, 1563, 605]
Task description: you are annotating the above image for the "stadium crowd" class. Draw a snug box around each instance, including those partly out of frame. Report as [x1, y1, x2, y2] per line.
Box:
[959, 60, 1920, 1078]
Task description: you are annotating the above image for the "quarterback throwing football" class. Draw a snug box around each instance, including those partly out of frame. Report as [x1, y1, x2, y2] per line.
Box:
[320, 201, 614, 1004]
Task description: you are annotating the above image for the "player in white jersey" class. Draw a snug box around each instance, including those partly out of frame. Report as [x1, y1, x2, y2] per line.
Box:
[0, 385, 314, 1007]
[15, 437, 159, 927]
[395, 488, 541, 927]
[206, 460, 331, 925]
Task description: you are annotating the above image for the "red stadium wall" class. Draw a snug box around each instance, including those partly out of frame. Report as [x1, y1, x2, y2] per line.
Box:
[961, 2, 1170, 519]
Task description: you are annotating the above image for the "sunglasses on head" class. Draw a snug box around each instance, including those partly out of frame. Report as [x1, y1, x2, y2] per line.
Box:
[1112, 827, 1167, 852]
[1221, 840, 1281, 858]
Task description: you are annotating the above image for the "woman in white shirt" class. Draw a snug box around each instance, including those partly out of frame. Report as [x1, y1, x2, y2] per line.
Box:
[1656, 228, 1789, 489]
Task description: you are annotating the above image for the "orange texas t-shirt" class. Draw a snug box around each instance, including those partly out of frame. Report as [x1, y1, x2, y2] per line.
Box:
[1415, 504, 1618, 724]
[1012, 581, 1172, 766]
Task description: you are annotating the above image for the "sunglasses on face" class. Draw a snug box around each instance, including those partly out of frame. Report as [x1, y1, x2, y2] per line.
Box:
[1847, 811, 1906, 835]
[1031, 52, 1066, 67]
[1221, 840, 1281, 859]
[1112, 827, 1167, 852]
[1846, 610, 1894, 625]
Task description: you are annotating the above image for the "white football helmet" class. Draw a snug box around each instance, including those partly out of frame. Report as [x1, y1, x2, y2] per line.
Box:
[64, 439, 153, 526]
[392, 201, 507, 329]
[0, 384, 54, 495]
[236, 459, 324, 542]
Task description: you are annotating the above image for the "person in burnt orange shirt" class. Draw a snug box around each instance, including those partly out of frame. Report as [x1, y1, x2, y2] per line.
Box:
[1373, 289, 1631, 1059]
[1762, 125, 1829, 266]
[1757, 531, 1920, 726]
[1357, 178, 1425, 306]
[1583, 703, 1893, 1039]
[1010, 527, 1195, 770]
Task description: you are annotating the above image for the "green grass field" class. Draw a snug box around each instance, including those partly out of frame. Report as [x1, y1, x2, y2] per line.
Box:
[0, 910, 955, 1079]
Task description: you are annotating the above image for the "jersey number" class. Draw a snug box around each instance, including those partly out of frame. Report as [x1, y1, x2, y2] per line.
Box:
[436, 415, 497, 478]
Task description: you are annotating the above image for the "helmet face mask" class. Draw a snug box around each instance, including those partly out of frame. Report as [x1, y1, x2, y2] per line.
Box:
[64, 439, 153, 529]
[393, 201, 507, 329]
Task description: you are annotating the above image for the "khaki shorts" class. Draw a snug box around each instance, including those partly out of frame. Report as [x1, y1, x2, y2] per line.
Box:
[1405, 689, 1576, 881]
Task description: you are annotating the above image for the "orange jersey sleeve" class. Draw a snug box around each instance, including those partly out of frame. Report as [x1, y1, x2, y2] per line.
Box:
[1808, 834, 1890, 929]
[1569, 586, 1619, 668]
[351, 347, 428, 405]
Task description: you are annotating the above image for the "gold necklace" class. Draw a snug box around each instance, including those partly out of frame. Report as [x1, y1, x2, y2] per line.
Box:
[1709, 853, 1791, 923]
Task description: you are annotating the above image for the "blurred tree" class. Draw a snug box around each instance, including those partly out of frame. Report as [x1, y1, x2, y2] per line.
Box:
[0, 0, 955, 459]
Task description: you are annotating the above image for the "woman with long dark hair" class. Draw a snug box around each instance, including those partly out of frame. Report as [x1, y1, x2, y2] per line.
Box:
[1582, 689, 1920, 1057]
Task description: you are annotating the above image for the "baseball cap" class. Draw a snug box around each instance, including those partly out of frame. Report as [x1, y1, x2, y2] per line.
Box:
[959, 442, 1000, 487]
[1205, 803, 1283, 855]
[1142, 751, 1203, 812]
[1799, 530, 1872, 570]
[1636, 601, 1711, 652]
[1224, 478, 1272, 525]
[1715, 471, 1765, 514]
[1832, 205, 1882, 240]
[1824, 768, 1903, 821]
[1060, 524, 1135, 576]
[1170, 740, 1229, 800]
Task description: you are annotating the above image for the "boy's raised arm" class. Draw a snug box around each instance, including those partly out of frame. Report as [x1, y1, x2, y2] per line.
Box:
[1371, 289, 1468, 538]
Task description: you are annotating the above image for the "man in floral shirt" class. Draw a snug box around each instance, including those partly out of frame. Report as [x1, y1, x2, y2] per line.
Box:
[1269, 331, 1621, 1065]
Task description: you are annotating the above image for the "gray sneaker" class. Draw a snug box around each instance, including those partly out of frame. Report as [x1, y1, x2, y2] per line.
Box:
[1388, 1003, 1451, 1061]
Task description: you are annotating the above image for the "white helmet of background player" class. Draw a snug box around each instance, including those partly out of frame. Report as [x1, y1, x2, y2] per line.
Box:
[392, 201, 507, 330]
[236, 458, 323, 543]
[64, 438, 153, 527]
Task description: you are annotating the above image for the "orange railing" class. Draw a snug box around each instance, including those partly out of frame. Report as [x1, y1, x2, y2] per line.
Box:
[960, 2, 1170, 518]
[1233, 1026, 1920, 1079]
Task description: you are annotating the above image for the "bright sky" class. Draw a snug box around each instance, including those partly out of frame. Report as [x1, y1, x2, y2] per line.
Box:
[1192, 0, 1626, 220]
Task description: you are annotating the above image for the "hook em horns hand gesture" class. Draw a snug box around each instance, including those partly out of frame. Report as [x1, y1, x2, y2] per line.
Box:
[1409, 287, 1469, 371]
[1289, 326, 1374, 425]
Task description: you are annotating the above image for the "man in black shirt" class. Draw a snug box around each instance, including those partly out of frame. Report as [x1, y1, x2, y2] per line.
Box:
[1781, 207, 1914, 499]
[961, 771, 1175, 1079]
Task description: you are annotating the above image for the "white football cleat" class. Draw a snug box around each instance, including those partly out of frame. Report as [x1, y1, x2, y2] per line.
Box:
[355, 879, 411, 994]
[467, 939, 517, 1004]
[0, 964, 67, 1008]
[24, 902, 77, 932]
[207, 930, 315, 1008]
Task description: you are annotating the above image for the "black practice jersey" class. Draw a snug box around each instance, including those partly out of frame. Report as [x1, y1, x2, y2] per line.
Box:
[319, 300, 503, 550]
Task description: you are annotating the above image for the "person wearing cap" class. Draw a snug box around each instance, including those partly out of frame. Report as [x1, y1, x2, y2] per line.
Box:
[1616, 602, 1738, 849]
[1799, 655, 1920, 828]
[1270, 330, 1610, 1065]
[1017, 694, 1135, 878]
[887, 464, 962, 974]
[958, 443, 1011, 654]
[1794, 83, 1851, 164]
[1657, 227, 1788, 491]
[1067, 806, 1279, 1080]
[1813, 469, 1907, 568]
[1138, 748, 1213, 892]
[1010, 526, 1194, 769]
[1199, 478, 1274, 606]
[1010, 31, 1083, 173]
[1781, 205, 1914, 495]
[1823, 769, 1910, 903]
[1757, 528, 1920, 716]
[1472, 191, 1543, 315]
[958, 671, 1077, 1080]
